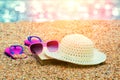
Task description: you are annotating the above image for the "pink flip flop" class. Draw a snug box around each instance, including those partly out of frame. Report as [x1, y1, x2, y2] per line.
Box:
[4, 45, 27, 59]
[24, 36, 42, 46]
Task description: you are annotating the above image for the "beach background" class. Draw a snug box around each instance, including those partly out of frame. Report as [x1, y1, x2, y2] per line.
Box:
[0, 20, 120, 79]
[0, 0, 120, 80]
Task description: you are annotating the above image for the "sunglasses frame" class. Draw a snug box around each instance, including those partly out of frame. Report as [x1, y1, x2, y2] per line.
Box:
[29, 40, 59, 55]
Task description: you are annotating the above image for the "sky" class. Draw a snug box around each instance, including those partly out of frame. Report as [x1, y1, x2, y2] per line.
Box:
[0, 0, 120, 22]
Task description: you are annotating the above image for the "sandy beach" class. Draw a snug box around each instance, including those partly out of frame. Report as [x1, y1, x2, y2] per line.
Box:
[0, 20, 120, 80]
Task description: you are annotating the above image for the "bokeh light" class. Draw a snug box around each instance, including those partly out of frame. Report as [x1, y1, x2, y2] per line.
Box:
[0, 0, 120, 22]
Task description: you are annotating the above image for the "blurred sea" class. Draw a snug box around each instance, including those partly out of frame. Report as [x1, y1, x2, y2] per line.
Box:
[0, 0, 120, 22]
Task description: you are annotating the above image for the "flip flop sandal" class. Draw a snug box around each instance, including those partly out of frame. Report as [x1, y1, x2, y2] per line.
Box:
[4, 45, 27, 59]
[24, 36, 42, 46]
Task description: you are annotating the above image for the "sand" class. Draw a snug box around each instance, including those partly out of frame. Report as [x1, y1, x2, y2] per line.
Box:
[0, 20, 120, 80]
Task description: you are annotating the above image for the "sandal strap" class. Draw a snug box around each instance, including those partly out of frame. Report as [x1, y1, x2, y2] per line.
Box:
[28, 36, 42, 43]
[10, 45, 24, 54]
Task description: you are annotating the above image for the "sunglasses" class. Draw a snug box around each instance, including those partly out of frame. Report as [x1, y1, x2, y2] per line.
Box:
[29, 40, 59, 55]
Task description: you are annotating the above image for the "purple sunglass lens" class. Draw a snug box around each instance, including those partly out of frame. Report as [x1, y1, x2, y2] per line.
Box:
[47, 41, 58, 52]
[30, 43, 43, 54]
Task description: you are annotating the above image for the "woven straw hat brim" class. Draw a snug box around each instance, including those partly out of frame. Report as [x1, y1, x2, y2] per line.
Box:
[45, 48, 106, 65]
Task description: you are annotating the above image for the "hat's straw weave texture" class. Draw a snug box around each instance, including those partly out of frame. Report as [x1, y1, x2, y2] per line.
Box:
[58, 34, 94, 61]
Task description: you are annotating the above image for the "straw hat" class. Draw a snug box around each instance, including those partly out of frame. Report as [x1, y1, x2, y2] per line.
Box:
[45, 34, 106, 65]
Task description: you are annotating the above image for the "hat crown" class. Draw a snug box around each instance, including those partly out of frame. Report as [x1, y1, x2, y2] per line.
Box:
[59, 34, 94, 60]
